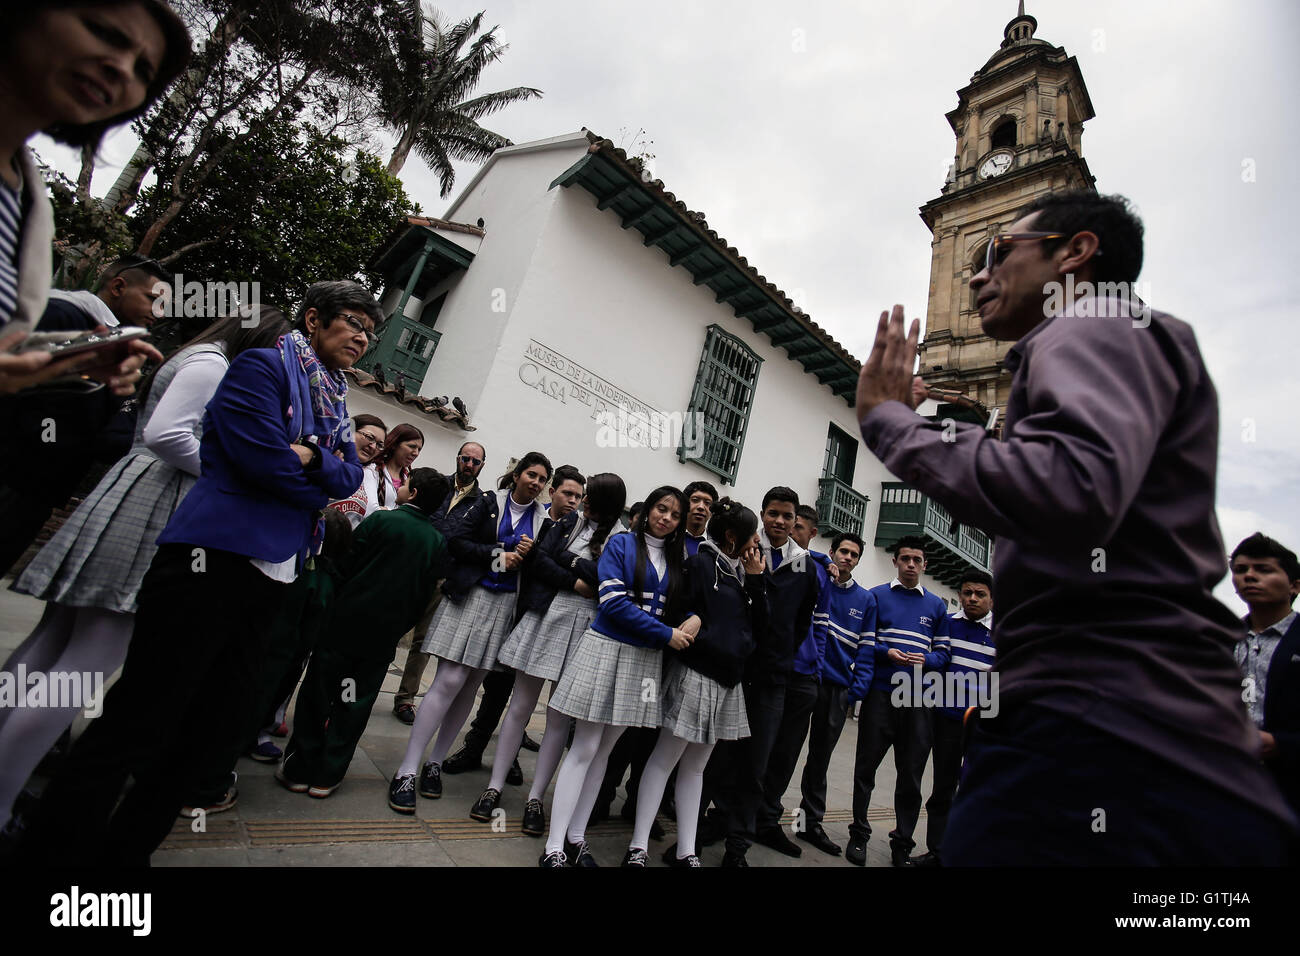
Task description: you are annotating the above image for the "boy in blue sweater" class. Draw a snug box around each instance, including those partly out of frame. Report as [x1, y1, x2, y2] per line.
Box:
[847, 535, 950, 866]
[790, 532, 877, 855]
[911, 570, 993, 866]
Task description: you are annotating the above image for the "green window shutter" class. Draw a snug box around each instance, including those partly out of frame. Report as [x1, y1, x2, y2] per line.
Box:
[679, 325, 762, 484]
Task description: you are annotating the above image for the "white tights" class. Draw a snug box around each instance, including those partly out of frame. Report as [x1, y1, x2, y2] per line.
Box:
[544, 719, 625, 856]
[396, 659, 485, 777]
[488, 673, 572, 798]
[0, 604, 134, 825]
[528, 706, 572, 802]
[631, 730, 715, 858]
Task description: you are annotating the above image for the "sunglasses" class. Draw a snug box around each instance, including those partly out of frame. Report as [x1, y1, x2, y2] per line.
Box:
[982, 232, 1069, 274]
[458, 455, 483, 467]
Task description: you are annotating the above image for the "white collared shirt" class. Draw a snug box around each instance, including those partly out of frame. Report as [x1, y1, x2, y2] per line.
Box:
[951, 607, 994, 629]
[889, 577, 925, 596]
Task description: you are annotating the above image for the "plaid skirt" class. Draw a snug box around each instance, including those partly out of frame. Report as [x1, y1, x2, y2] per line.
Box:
[421, 585, 517, 670]
[13, 452, 195, 613]
[497, 589, 596, 682]
[660, 660, 750, 744]
[548, 628, 664, 727]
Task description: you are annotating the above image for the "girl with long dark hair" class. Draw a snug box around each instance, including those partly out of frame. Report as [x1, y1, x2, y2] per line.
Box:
[388, 451, 552, 814]
[538, 485, 695, 866]
[473, 473, 627, 834]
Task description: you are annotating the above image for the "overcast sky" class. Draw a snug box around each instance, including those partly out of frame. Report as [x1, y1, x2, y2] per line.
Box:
[39, 0, 1300, 611]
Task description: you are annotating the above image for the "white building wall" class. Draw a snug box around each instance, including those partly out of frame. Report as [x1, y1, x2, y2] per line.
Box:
[386, 142, 957, 605]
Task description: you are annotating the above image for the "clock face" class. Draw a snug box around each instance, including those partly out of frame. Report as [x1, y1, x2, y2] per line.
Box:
[979, 151, 1014, 179]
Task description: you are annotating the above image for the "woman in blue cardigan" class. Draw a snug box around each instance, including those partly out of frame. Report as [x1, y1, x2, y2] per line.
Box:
[539, 485, 695, 867]
[389, 452, 552, 813]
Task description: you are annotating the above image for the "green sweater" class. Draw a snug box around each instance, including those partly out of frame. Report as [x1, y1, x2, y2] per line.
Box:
[320, 504, 448, 657]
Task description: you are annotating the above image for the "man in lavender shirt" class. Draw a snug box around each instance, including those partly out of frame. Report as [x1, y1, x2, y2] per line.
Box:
[854, 191, 1295, 864]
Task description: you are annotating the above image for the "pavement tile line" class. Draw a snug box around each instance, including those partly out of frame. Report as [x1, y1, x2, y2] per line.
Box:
[161, 806, 903, 849]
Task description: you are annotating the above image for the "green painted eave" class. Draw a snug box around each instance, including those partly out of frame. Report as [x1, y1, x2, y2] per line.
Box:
[370, 225, 477, 300]
[551, 150, 860, 405]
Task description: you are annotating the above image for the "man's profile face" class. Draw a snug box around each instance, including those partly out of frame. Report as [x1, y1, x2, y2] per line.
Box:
[791, 516, 817, 550]
[762, 500, 796, 549]
[110, 272, 165, 327]
[1231, 555, 1300, 610]
[893, 546, 926, 588]
[969, 211, 1067, 343]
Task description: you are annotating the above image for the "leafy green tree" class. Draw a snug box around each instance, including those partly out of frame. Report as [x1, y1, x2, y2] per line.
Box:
[374, 2, 542, 191]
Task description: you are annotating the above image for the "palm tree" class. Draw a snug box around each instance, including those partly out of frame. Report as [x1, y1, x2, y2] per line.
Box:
[376, 2, 541, 193]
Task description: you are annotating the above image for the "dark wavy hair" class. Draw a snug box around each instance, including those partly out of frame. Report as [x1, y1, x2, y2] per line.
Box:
[633, 485, 686, 619]
[706, 497, 758, 556]
[10, 1, 193, 149]
[376, 423, 424, 506]
[582, 473, 627, 558]
[497, 451, 552, 491]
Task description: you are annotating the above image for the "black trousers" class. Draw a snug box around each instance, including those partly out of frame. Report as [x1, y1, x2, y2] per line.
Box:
[923, 711, 965, 856]
[26, 544, 283, 866]
[462, 668, 516, 756]
[704, 680, 785, 857]
[756, 673, 819, 832]
[798, 681, 850, 828]
[849, 688, 932, 852]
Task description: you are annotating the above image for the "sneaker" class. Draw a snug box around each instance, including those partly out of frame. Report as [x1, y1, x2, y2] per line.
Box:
[388, 773, 417, 814]
[441, 745, 482, 775]
[538, 850, 567, 868]
[418, 761, 442, 799]
[180, 774, 238, 817]
[393, 704, 415, 725]
[470, 787, 501, 822]
[891, 845, 914, 867]
[755, 825, 802, 858]
[520, 732, 541, 752]
[247, 740, 282, 763]
[274, 766, 309, 794]
[563, 837, 598, 868]
[307, 782, 341, 799]
[522, 799, 546, 837]
[621, 847, 649, 868]
[506, 758, 524, 787]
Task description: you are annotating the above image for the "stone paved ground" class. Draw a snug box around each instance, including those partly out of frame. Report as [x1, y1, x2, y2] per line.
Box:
[2, 583, 932, 867]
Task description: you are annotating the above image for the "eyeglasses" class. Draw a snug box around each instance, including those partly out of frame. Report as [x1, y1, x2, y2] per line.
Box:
[356, 430, 384, 446]
[337, 312, 378, 347]
[458, 455, 483, 467]
[983, 232, 1067, 274]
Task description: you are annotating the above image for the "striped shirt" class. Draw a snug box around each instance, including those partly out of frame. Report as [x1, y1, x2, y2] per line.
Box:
[868, 581, 951, 694]
[0, 174, 22, 325]
[939, 609, 996, 719]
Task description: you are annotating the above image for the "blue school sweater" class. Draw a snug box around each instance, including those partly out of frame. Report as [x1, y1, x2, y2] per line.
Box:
[821, 577, 877, 701]
[868, 581, 951, 694]
[792, 550, 833, 679]
[938, 610, 995, 720]
[591, 531, 674, 648]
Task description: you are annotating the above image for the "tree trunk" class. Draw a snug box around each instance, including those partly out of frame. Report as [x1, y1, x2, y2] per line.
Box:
[75, 144, 96, 203]
[387, 125, 416, 176]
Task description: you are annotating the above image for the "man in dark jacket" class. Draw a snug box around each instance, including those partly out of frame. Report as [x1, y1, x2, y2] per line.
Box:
[855, 191, 1295, 863]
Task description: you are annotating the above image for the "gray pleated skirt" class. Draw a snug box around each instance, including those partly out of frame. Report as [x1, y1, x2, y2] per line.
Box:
[13, 452, 195, 613]
[497, 589, 596, 682]
[548, 627, 663, 727]
[421, 585, 516, 670]
[660, 660, 750, 744]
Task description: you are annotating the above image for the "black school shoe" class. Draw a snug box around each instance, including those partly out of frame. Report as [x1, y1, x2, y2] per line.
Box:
[908, 850, 940, 867]
[520, 732, 541, 752]
[418, 761, 442, 799]
[506, 758, 523, 786]
[539, 850, 567, 868]
[845, 834, 868, 867]
[662, 844, 702, 868]
[891, 844, 914, 867]
[564, 837, 599, 867]
[522, 799, 546, 836]
[720, 850, 749, 867]
[470, 787, 501, 822]
[389, 773, 417, 814]
[797, 824, 843, 857]
[755, 826, 802, 858]
[621, 847, 649, 868]
[441, 745, 482, 775]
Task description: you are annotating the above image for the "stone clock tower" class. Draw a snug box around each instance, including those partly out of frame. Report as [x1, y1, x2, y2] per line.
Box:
[918, 4, 1097, 410]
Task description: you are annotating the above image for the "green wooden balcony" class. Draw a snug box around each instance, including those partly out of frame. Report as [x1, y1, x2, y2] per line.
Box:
[874, 482, 993, 587]
[816, 476, 870, 539]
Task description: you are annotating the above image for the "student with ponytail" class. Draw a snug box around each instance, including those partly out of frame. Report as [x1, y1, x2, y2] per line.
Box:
[472, 473, 628, 834]
[538, 485, 695, 867]
[622, 498, 767, 867]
